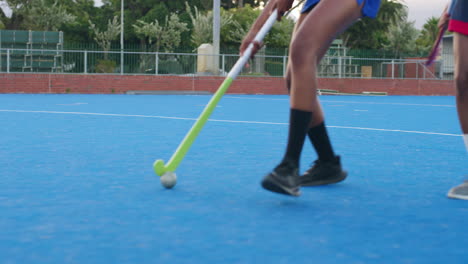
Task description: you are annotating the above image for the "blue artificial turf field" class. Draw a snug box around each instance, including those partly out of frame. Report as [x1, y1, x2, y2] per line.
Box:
[0, 94, 467, 264]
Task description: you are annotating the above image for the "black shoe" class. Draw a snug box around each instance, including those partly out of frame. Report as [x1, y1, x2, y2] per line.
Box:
[261, 163, 301, 197]
[299, 156, 347, 186]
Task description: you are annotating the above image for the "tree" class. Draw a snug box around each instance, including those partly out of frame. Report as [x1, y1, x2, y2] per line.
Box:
[264, 15, 295, 49]
[22, 0, 76, 31]
[415, 17, 439, 54]
[2, 0, 75, 31]
[185, 2, 293, 51]
[2, 0, 99, 42]
[133, 13, 188, 52]
[384, 8, 419, 58]
[340, 0, 407, 50]
[186, 2, 238, 48]
[60, 0, 105, 43]
[89, 16, 121, 58]
[0, 5, 7, 30]
[101, 0, 207, 48]
[2, 0, 33, 29]
[222, 0, 264, 9]
[222, 4, 258, 47]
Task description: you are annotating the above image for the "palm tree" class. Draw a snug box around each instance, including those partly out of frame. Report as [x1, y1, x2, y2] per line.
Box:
[340, 0, 407, 49]
[416, 17, 439, 53]
[377, 0, 407, 27]
[385, 19, 418, 58]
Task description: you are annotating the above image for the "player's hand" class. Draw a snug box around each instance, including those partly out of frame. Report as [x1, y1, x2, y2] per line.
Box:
[438, 6, 450, 30]
[240, 32, 263, 59]
[272, 0, 295, 21]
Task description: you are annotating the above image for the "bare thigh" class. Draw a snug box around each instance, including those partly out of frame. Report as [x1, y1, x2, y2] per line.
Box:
[287, 0, 363, 112]
[454, 32, 468, 133]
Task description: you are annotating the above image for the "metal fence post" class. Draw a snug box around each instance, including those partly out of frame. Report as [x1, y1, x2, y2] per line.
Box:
[84, 50, 88, 74]
[155, 52, 159, 75]
[222, 54, 225, 76]
[283, 56, 287, 77]
[439, 62, 443, 79]
[7, 49, 10, 73]
[391, 60, 395, 79]
[423, 63, 426, 79]
[338, 56, 342, 78]
[120, 50, 124, 75]
[416, 61, 419, 79]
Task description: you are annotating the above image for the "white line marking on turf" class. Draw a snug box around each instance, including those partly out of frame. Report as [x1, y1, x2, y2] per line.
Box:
[0, 109, 461, 137]
[0, 109, 197, 121]
[224, 96, 287, 101]
[326, 126, 460, 137]
[56, 102, 88, 106]
[321, 100, 456, 107]
[224, 96, 456, 107]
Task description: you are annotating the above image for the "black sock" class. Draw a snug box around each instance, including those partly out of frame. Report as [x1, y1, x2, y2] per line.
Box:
[281, 109, 312, 168]
[308, 122, 335, 162]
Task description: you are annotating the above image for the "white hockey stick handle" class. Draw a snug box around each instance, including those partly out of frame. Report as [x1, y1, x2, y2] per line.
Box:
[227, 9, 278, 80]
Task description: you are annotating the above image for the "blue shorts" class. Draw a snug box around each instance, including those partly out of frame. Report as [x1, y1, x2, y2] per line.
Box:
[301, 0, 381, 18]
[449, 0, 468, 35]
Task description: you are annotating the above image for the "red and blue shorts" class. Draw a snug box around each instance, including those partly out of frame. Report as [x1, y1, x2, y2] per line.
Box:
[301, 0, 381, 18]
[449, 0, 468, 36]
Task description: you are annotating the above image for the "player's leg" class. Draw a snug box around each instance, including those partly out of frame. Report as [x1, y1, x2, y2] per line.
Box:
[453, 33, 468, 145]
[284, 9, 308, 94]
[284, 19, 344, 187]
[260, 10, 309, 197]
[261, 0, 363, 196]
[447, 32, 468, 200]
[290, 0, 363, 187]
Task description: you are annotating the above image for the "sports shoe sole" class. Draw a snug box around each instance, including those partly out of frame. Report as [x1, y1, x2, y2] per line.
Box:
[300, 171, 348, 187]
[447, 191, 468, 200]
[261, 173, 301, 197]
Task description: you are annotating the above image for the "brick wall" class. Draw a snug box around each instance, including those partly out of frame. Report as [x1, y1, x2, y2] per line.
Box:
[0, 73, 456, 96]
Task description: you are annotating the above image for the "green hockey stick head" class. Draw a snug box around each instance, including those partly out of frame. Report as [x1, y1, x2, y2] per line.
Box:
[153, 159, 166, 176]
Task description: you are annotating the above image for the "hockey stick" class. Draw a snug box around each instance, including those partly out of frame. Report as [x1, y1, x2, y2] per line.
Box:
[153, 10, 279, 180]
[425, 25, 447, 66]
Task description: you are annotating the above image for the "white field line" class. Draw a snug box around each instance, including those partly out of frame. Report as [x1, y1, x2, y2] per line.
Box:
[0, 109, 461, 137]
[223, 96, 456, 107]
[56, 103, 89, 106]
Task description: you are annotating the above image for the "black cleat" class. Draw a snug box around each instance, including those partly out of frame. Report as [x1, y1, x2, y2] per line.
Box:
[300, 156, 347, 186]
[261, 163, 301, 197]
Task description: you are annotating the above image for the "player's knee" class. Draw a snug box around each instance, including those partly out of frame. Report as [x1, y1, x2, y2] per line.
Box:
[455, 70, 468, 98]
[289, 39, 318, 69]
[285, 75, 291, 93]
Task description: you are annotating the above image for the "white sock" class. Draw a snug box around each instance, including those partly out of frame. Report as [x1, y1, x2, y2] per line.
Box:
[464, 134, 468, 152]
